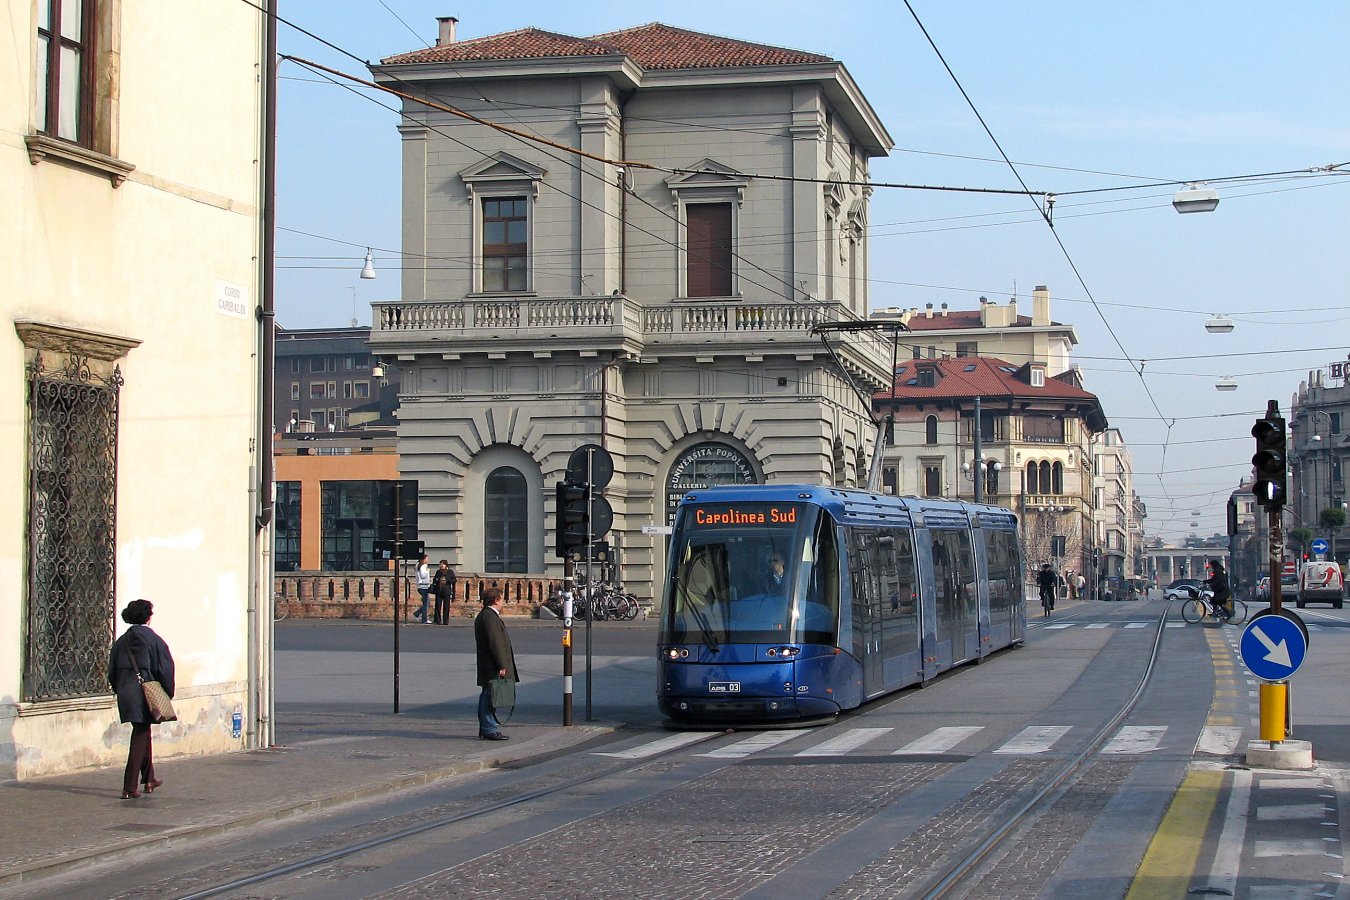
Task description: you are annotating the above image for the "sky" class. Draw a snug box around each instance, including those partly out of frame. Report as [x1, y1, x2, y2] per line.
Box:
[270, 0, 1350, 545]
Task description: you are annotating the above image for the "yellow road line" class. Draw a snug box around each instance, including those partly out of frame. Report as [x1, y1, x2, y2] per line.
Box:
[1125, 767, 1222, 899]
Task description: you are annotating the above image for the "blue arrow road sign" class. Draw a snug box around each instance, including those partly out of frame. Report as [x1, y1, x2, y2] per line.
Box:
[1241, 614, 1307, 681]
[1311, 538, 1329, 556]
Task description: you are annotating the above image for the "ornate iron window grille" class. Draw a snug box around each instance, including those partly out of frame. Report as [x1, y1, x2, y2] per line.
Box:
[24, 351, 121, 702]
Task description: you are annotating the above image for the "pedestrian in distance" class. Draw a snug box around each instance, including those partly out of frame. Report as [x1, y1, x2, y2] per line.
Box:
[432, 559, 456, 625]
[414, 553, 432, 623]
[474, 586, 518, 741]
[107, 599, 175, 799]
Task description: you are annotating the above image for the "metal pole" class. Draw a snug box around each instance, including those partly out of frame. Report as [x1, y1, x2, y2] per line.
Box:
[562, 551, 574, 726]
[393, 481, 402, 714]
[973, 396, 983, 504]
[1269, 506, 1284, 615]
[585, 447, 595, 722]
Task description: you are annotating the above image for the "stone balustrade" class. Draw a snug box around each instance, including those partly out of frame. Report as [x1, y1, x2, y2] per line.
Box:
[274, 572, 559, 620]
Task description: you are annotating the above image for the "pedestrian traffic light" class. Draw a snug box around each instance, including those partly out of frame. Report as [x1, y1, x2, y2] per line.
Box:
[1251, 413, 1287, 507]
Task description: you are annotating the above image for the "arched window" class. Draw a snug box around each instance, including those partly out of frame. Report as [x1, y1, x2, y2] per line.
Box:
[925, 415, 939, 445]
[1026, 461, 1040, 494]
[1052, 461, 1065, 495]
[485, 466, 528, 573]
[1039, 461, 1052, 495]
[924, 465, 942, 497]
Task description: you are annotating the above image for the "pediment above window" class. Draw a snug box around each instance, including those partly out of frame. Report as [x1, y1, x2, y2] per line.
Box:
[459, 153, 546, 200]
[666, 159, 749, 203]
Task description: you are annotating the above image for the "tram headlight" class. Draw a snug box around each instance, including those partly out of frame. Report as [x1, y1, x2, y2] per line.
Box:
[767, 646, 800, 659]
[664, 647, 690, 660]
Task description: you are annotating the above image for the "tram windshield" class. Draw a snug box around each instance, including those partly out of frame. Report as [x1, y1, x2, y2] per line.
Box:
[665, 502, 839, 646]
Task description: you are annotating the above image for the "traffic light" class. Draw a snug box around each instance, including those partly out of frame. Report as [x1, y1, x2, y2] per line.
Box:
[1251, 414, 1287, 507]
[555, 481, 589, 558]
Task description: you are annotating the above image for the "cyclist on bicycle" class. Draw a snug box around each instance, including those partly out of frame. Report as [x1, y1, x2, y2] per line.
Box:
[1036, 563, 1058, 612]
[1203, 559, 1233, 619]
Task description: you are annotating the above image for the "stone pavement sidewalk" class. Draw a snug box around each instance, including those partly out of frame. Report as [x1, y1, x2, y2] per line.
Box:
[0, 711, 615, 892]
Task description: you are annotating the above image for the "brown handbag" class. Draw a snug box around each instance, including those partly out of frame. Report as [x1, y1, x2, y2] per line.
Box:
[127, 637, 177, 723]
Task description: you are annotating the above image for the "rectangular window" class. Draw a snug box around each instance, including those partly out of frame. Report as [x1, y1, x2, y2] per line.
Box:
[310, 356, 325, 373]
[686, 203, 733, 298]
[482, 197, 528, 292]
[290, 358, 300, 374]
[353, 381, 370, 399]
[290, 382, 300, 401]
[343, 382, 353, 400]
[343, 356, 354, 371]
[36, 0, 94, 143]
[955, 342, 978, 357]
[327, 381, 336, 399]
[309, 383, 326, 400]
[24, 349, 121, 701]
[274, 482, 302, 572]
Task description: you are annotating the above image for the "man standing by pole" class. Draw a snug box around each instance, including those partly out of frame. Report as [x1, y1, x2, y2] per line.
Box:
[474, 587, 516, 741]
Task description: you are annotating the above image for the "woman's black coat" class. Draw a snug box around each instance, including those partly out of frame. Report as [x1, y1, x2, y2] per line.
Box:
[107, 625, 176, 725]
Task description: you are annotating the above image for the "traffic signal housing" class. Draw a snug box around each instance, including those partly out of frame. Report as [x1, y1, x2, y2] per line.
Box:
[555, 481, 589, 558]
[1251, 415, 1287, 507]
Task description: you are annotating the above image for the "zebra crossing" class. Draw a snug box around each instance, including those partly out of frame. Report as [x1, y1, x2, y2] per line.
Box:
[593, 723, 1248, 761]
[1030, 620, 1340, 632]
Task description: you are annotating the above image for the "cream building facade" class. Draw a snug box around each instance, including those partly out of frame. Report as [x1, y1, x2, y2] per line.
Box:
[3, 1, 273, 777]
[368, 22, 895, 600]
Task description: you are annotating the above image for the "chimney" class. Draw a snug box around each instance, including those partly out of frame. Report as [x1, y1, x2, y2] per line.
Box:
[436, 16, 458, 46]
[940, 302, 948, 316]
[925, 302, 934, 318]
[1031, 285, 1050, 326]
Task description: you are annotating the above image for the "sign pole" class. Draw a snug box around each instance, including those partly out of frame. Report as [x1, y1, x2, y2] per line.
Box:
[393, 480, 402, 715]
[585, 447, 595, 722]
[562, 552, 573, 726]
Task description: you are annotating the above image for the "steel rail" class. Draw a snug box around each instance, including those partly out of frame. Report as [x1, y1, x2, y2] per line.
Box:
[918, 599, 1177, 899]
[173, 729, 722, 900]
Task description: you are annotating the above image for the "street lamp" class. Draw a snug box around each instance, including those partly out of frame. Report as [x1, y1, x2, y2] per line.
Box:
[962, 457, 1002, 503]
[1173, 183, 1220, 214]
[1205, 314, 1235, 333]
[1215, 376, 1238, 392]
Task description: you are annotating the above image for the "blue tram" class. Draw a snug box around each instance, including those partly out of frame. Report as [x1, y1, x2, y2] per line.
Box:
[657, 484, 1024, 724]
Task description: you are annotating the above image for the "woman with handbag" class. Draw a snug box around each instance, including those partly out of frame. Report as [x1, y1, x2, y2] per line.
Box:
[107, 599, 175, 799]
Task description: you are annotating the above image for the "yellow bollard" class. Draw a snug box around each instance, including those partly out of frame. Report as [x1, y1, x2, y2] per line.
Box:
[1260, 681, 1287, 743]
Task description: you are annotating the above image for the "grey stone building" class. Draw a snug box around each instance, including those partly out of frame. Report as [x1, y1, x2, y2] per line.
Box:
[367, 21, 894, 598]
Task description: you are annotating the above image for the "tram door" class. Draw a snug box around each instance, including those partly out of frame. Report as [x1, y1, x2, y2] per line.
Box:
[847, 527, 884, 696]
[931, 527, 980, 665]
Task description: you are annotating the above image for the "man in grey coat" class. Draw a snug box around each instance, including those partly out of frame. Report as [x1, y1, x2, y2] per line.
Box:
[473, 586, 517, 740]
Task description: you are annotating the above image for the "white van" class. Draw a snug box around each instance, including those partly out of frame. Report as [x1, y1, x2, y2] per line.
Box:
[1297, 560, 1345, 609]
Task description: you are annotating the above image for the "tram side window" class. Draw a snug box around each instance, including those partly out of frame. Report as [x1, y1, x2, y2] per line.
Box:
[846, 527, 880, 660]
[931, 528, 976, 620]
[796, 515, 839, 641]
[878, 527, 919, 646]
[985, 529, 1021, 614]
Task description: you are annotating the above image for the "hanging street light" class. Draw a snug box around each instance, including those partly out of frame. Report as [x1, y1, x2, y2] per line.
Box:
[1173, 183, 1220, 214]
[1205, 314, 1235, 333]
[360, 248, 377, 280]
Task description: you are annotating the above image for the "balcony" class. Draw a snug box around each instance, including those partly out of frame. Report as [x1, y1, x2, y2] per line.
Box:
[370, 297, 893, 385]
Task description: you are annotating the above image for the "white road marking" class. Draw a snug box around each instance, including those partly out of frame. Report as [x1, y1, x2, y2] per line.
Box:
[1255, 839, 1333, 857]
[1257, 803, 1335, 821]
[1101, 725, 1167, 754]
[696, 730, 798, 759]
[795, 727, 893, 756]
[993, 725, 1072, 754]
[1196, 726, 1244, 755]
[592, 731, 708, 758]
[1124, 622, 1149, 629]
[1085, 623, 1110, 629]
[1208, 765, 1251, 897]
[893, 726, 984, 755]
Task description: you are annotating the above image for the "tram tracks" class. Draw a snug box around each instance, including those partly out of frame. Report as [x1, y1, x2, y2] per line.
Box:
[915, 599, 1177, 898]
[168, 602, 1178, 900]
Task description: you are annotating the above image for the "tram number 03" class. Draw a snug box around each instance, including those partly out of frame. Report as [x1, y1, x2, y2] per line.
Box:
[708, 682, 741, 694]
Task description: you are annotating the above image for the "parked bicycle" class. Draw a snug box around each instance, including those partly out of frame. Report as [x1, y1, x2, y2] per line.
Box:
[547, 577, 642, 621]
[1180, 587, 1248, 625]
[273, 592, 290, 621]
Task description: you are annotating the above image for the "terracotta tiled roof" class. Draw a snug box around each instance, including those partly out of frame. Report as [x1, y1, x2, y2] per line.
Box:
[382, 22, 832, 69]
[876, 356, 1098, 403]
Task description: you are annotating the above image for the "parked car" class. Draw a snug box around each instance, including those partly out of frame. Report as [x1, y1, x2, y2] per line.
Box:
[1297, 561, 1345, 609]
[1164, 578, 1203, 601]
